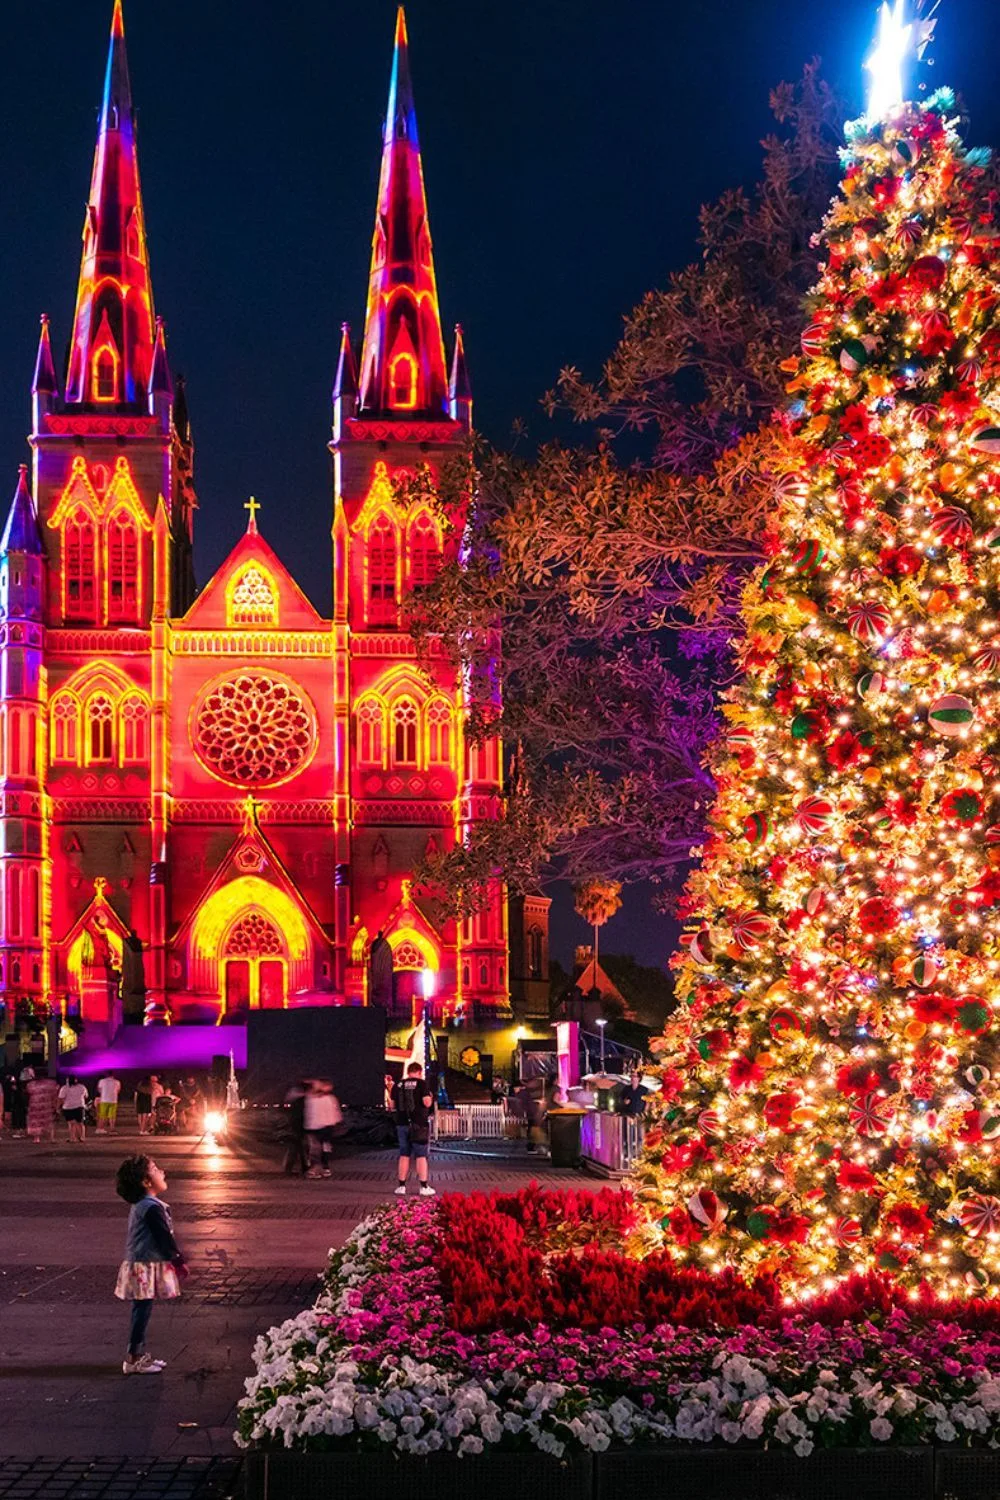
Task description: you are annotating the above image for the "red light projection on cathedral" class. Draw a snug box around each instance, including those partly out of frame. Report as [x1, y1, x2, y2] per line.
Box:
[0, 1, 521, 1030]
[192, 673, 318, 788]
[65, 0, 156, 407]
[358, 8, 449, 418]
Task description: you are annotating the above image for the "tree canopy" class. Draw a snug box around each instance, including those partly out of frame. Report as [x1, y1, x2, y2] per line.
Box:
[412, 66, 844, 914]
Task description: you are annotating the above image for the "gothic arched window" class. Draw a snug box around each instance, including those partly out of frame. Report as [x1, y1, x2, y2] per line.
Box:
[368, 515, 398, 625]
[120, 695, 149, 763]
[389, 352, 417, 410]
[426, 699, 452, 765]
[52, 696, 79, 764]
[8, 868, 21, 939]
[393, 940, 423, 970]
[391, 697, 419, 767]
[28, 868, 40, 939]
[107, 511, 140, 623]
[357, 698, 384, 765]
[230, 566, 277, 627]
[65, 510, 96, 619]
[86, 694, 114, 764]
[409, 512, 440, 592]
[92, 345, 119, 403]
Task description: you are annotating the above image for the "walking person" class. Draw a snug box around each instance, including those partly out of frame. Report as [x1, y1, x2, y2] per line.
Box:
[58, 1075, 90, 1143]
[392, 1061, 435, 1197]
[281, 1080, 309, 1176]
[96, 1071, 122, 1134]
[304, 1079, 342, 1178]
[114, 1154, 188, 1375]
[27, 1071, 59, 1143]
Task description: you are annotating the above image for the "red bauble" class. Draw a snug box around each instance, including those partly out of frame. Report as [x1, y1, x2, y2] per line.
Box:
[858, 896, 898, 935]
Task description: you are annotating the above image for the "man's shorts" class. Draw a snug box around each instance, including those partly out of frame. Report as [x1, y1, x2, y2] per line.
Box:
[396, 1124, 428, 1159]
[98, 1101, 117, 1122]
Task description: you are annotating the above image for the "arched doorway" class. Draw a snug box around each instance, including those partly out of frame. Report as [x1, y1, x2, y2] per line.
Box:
[222, 910, 286, 1017]
[387, 930, 439, 1023]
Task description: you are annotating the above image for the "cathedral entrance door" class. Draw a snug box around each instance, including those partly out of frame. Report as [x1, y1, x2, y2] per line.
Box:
[222, 910, 287, 1014]
[225, 960, 251, 1018]
[258, 959, 285, 1010]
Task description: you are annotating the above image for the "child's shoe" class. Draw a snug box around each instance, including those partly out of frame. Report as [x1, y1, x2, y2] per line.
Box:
[123, 1353, 165, 1375]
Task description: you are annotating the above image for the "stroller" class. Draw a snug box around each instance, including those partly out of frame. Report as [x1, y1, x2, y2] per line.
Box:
[152, 1092, 179, 1134]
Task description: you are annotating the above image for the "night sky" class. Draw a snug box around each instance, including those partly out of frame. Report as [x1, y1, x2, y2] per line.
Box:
[1, 0, 998, 972]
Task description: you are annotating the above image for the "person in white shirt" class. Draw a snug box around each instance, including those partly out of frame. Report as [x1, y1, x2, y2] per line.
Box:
[303, 1079, 342, 1178]
[58, 1076, 90, 1143]
[96, 1073, 122, 1134]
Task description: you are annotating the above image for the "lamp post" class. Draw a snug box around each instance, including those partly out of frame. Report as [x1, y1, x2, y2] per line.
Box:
[596, 1016, 607, 1076]
[420, 968, 435, 1076]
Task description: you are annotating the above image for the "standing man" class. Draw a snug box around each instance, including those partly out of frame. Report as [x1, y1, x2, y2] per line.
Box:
[392, 1062, 435, 1198]
[96, 1071, 122, 1135]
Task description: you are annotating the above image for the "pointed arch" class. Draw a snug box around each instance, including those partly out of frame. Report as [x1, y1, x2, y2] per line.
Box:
[105, 507, 140, 622]
[51, 691, 82, 765]
[85, 693, 115, 764]
[119, 693, 149, 763]
[356, 694, 386, 767]
[408, 508, 441, 591]
[91, 308, 121, 402]
[426, 696, 454, 766]
[64, 508, 97, 620]
[389, 351, 418, 410]
[390, 695, 419, 767]
[190, 876, 310, 963]
[367, 511, 399, 626]
[227, 563, 279, 627]
[387, 926, 439, 973]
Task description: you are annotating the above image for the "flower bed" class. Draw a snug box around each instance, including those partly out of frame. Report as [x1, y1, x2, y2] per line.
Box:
[237, 1188, 1000, 1458]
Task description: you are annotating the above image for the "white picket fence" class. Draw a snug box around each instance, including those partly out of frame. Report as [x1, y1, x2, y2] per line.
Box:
[432, 1103, 508, 1140]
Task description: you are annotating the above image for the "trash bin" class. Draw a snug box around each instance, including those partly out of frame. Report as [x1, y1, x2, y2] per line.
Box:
[547, 1106, 585, 1168]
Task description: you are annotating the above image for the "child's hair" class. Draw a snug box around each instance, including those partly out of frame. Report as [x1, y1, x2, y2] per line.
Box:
[116, 1155, 152, 1204]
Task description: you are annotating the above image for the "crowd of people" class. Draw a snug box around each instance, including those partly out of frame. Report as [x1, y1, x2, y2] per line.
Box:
[0, 1064, 224, 1143]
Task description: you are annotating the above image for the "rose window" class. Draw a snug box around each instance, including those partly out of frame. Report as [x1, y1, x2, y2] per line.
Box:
[225, 912, 283, 957]
[192, 671, 317, 786]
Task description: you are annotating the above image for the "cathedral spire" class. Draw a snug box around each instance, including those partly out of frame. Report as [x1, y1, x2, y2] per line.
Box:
[1, 467, 44, 558]
[32, 315, 59, 428]
[358, 7, 449, 419]
[449, 324, 472, 430]
[64, 0, 157, 407]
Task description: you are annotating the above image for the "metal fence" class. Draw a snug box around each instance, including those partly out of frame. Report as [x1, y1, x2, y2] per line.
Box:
[579, 1111, 644, 1174]
[432, 1103, 509, 1140]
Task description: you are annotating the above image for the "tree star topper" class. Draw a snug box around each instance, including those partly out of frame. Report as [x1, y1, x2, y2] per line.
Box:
[865, 0, 938, 122]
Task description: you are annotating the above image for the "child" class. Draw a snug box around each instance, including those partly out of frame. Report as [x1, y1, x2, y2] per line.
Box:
[114, 1155, 188, 1375]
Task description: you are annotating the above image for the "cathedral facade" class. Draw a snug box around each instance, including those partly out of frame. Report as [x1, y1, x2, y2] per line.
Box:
[0, 3, 535, 1035]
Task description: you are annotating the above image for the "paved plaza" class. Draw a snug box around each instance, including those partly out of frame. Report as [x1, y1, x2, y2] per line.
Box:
[0, 1116, 572, 1497]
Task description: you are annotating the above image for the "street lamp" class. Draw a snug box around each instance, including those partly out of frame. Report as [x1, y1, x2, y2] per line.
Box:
[596, 1016, 607, 1075]
[420, 968, 436, 1075]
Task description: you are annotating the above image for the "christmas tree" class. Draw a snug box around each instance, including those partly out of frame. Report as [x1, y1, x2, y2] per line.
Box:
[635, 21, 1000, 1294]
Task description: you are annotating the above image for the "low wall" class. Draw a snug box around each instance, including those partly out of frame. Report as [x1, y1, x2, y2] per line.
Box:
[244, 1447, 1000, 1500]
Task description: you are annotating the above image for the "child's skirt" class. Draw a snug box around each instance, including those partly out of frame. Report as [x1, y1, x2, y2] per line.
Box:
[114, 1261, 182, 1300]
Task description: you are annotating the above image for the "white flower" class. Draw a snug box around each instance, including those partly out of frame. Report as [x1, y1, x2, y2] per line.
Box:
[870, 1417, 893, 1442]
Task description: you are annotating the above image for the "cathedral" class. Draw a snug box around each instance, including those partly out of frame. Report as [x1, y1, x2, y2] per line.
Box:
[0, 2, 550, 1039]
